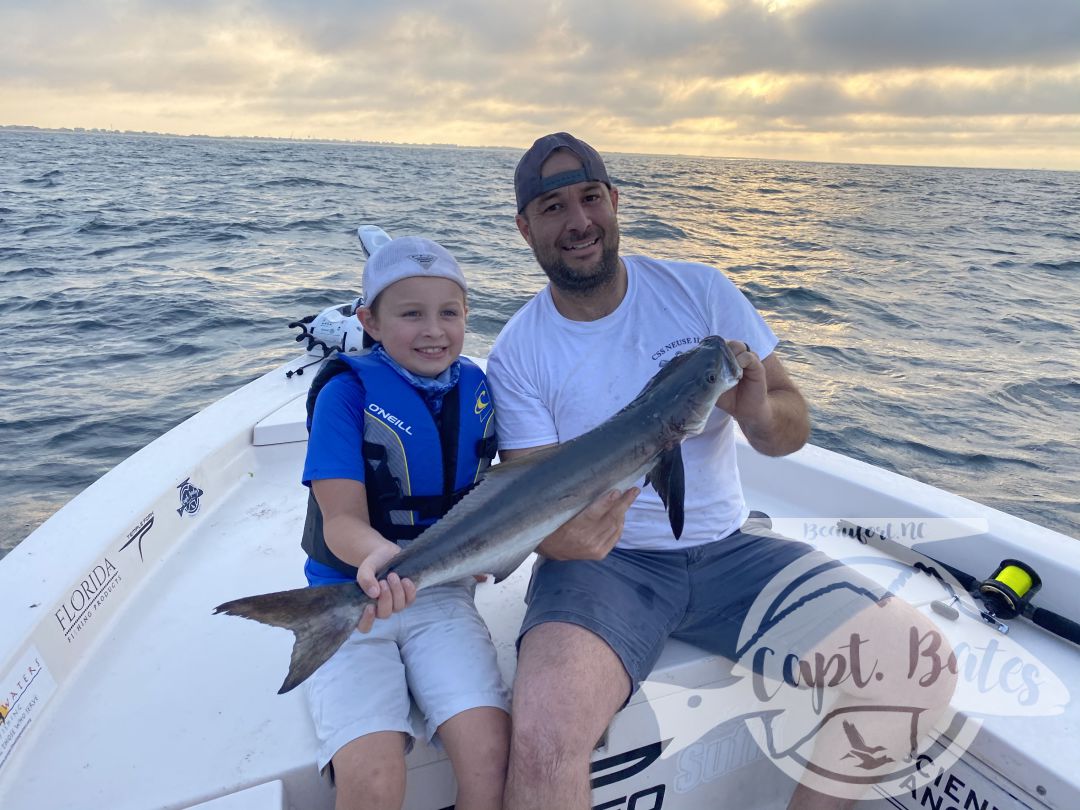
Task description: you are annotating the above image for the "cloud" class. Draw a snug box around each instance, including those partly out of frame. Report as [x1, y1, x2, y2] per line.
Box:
[2, 0, 1079, 168]
[792, 0, 1080, 72]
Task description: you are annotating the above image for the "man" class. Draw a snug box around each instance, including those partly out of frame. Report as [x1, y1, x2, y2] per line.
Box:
[487, 133, 956, 809]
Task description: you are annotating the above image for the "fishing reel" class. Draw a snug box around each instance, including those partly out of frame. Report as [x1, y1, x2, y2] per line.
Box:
[930, 558, 1042, 634]
[978, 559, 1041, 619]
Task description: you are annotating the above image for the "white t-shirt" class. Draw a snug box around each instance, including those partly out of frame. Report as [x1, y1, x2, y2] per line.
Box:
[487, 254, 779, 551]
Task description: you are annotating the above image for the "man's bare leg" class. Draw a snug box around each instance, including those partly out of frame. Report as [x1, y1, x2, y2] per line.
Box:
[786, 597, 957, 809]
[503, 622, 631, 810]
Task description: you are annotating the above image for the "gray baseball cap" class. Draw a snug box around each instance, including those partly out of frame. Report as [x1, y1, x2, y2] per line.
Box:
[362, 236, 467, 306]
[514, 132, 611, 213]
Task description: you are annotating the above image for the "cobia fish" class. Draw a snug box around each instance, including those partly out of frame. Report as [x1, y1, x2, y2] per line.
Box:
[214, 335, 742, 693]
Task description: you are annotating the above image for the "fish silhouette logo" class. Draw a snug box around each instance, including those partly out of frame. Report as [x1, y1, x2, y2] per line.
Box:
[176, 478, 204, 518]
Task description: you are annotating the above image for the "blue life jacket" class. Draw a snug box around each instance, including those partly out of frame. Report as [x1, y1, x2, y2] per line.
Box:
[301, 352, 497, 580]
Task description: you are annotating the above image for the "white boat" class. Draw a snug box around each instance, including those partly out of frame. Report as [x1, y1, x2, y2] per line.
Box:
[2, 231, 1078, 810]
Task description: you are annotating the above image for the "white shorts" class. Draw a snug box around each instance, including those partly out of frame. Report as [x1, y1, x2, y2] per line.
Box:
[304, 581, 511, 770]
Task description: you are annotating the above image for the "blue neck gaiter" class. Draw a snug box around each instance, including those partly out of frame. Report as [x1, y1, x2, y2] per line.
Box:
[371, 344, 460, 418]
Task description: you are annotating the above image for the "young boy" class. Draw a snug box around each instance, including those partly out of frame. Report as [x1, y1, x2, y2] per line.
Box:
[300, 236, 510, 810]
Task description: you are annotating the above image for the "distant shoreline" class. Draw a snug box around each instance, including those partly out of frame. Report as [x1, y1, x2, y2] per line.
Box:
[0, 124, 510, 153]
[2, 124, 1074, 175]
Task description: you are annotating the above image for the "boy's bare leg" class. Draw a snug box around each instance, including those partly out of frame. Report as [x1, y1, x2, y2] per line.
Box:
[331, 731, 408, 810]
[439, 706, 512, 810]
[503, 622, 631, 810]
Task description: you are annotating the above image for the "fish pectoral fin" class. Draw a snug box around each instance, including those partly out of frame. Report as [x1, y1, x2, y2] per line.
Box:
[645, 445, 686, 540]
[487, 546, 538, 584]
[214, 582, 367, 694]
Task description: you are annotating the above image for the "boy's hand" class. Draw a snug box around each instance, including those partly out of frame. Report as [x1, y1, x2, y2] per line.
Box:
[356, 539, 416, 633]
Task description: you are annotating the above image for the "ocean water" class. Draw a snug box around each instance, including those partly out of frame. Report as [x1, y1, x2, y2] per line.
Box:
[1, 130, 1078, 556]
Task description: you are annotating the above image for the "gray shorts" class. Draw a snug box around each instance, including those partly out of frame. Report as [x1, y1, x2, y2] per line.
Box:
[306, 582, 510, 771]
[520, 524, 887, 691]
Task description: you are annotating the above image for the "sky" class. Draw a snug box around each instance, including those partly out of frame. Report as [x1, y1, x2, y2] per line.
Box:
[4, 0, 1080, 170]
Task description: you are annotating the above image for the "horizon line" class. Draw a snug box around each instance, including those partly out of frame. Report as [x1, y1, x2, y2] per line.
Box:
[2, 123, 1075, 176]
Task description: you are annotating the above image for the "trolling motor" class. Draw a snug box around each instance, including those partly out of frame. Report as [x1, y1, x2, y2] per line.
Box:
[285, 225, 392, 379]
[285, 299, 368, 378]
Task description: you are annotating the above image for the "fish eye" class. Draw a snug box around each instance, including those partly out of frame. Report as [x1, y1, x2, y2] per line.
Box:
[707, 373, 717, 384]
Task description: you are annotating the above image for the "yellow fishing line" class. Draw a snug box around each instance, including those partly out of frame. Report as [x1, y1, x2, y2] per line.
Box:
[995, 564, 1034, 597]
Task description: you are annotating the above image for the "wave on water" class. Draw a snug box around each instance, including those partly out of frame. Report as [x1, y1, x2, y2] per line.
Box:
[999, 378, 1080, 408]
[257, 176, 357, 189]
[742, 282, 836, 314]
[621, 217, 688, 240]
[1033, 259, 1080, 272]
[1, 265, 58, 278]
[20, 169, 63, 187]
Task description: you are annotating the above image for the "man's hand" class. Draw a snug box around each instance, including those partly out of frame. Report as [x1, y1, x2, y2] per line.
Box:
[717, 340, 770, 426]
[716, 340, 810, 456]
[355, 538, 417, 633]
[537, 487, 640, 561]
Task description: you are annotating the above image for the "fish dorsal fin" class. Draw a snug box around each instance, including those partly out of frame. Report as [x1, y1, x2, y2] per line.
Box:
[645, 445, 686, 539]
[486, 444, 563, 475]
[631, 349, 699, 402]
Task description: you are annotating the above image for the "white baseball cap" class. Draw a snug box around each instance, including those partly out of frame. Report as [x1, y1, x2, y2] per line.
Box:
[362, 236, 468, 306]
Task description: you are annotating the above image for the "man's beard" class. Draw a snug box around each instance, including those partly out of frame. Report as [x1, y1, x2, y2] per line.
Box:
[535, 229, 621, 296]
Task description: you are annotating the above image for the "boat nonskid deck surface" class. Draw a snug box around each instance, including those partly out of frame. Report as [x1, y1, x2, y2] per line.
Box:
[1, 359, 1077, 809]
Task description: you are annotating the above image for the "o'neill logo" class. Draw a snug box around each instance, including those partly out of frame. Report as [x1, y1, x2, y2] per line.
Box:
[640, 520, 1069, 803]
[367, 403, 413, 435]
[176, 478, 203, 517]
[475, 389, 491, 415]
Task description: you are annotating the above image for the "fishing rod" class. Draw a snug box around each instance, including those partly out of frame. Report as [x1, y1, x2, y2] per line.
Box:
[833, 519, 1080, 647]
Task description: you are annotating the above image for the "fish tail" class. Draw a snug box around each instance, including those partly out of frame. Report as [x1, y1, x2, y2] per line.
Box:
[214, 582, 368, 694]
